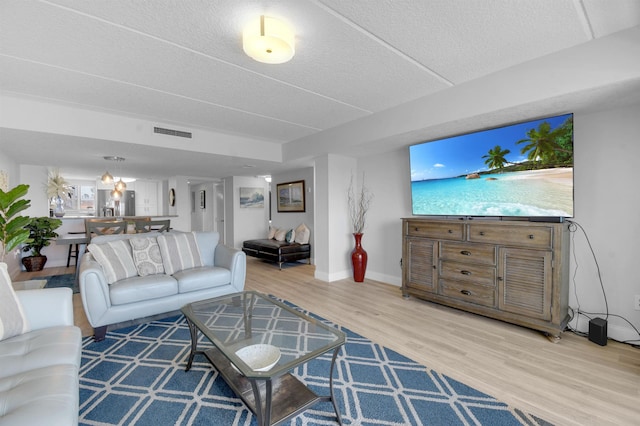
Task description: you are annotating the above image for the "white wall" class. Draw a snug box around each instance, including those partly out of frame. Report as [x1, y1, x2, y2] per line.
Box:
[356, 102, 640, 342]
[314, 154, 356, 281]
[169, 176, 190, 232]
[567, 104, 640, 342]
[357, 148, 413, 286]
[227, 175, 270, 249]
[189, 182, 215, 232]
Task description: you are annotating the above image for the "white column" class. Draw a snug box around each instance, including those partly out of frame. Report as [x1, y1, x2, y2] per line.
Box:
[314, 154, 356, 282]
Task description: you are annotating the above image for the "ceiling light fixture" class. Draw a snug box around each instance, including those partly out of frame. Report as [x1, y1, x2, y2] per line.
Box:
[102, 156, 127, 196]
[243, 15, 295, 64]
[101, 170, 113, 184]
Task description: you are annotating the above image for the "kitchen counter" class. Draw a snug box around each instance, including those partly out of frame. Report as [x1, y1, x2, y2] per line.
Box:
[60, 215, 177, 220]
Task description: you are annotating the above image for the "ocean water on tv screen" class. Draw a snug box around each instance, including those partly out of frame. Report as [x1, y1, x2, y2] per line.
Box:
[411, 169, 573, 217]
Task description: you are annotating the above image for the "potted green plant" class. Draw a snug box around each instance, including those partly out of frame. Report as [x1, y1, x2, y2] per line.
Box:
[21, 216, 62, 271]
[0, 184, 32, 262]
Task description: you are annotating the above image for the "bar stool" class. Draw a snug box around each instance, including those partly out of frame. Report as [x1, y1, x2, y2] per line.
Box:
[67, 242, 80, 267]
[55, 232, 90, 267]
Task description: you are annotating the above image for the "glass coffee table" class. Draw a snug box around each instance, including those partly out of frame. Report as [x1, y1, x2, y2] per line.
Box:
[181, 291, 346, 426]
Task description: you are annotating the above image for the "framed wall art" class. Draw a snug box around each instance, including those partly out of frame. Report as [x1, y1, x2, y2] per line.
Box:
[277, 180, 305, 212]
[199, 190, 206, 209]
[240, 187, 264, 208]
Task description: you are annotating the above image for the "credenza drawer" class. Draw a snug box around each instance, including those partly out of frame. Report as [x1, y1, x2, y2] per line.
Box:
[468, 224, 553, 249]
[406, 221, 464, 241]
[440, 241, 496, 265]
[440, 280, 496, 308]
[439, 260, 495, 287]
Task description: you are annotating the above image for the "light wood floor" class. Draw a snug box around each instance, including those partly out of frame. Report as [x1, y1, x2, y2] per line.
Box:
[17, 259, 639, 426]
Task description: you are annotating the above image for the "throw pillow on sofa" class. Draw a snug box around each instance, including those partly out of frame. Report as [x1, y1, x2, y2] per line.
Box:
[268, 225, 277, 239]
[88, 240, 138, 284]
[285, 229, 296, 243]
[157, 232, 203, 275]
[294, 223, 310, 244]
[274, 228, 287, 241]
[130, 237, 165, 276]
[0, 262, 30, 341]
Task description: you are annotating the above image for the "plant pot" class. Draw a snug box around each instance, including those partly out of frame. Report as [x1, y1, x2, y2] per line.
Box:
[22, 255, 47, 272]
[351, 233, 368, 282]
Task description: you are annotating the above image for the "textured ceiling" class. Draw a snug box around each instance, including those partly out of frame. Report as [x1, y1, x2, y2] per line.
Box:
[0, 0, 639, 181]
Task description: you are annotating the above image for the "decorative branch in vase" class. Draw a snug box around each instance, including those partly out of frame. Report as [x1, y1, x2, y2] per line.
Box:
[347, 173, 373, 282]
[46, 168, 72, 217]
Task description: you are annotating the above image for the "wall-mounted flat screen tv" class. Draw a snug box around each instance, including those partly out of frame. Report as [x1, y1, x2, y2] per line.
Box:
[409, 113, 573, 219]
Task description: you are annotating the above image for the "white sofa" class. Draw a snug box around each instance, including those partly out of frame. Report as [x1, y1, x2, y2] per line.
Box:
[79, 231, 246, 341]
[0, 287, 82, 426]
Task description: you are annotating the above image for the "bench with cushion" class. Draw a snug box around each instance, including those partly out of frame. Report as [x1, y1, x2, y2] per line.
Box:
[242, 223, 311, 269]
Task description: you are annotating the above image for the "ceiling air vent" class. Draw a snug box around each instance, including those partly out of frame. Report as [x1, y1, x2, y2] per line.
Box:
[154, 126, 192, 139]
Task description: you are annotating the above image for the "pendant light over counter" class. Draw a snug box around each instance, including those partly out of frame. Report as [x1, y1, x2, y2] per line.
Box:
[101, 156, 127, 200]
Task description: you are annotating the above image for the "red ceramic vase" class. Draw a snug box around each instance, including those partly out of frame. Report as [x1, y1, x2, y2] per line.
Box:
[351, 233, 368, 282]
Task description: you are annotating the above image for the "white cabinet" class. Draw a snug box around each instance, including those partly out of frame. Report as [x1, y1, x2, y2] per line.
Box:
[134, 180, 158, 216]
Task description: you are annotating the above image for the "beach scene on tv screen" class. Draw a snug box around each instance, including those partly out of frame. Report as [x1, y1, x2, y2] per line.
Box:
[410, 114, 573, 217]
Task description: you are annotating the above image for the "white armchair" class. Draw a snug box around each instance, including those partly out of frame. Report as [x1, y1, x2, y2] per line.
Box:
[0, 287, 82, 426]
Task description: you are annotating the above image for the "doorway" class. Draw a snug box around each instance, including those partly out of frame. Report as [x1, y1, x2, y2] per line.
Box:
[188, 180, 225, 243]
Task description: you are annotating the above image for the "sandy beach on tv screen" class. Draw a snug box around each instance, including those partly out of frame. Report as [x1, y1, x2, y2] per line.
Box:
[504, 167, 573, 186]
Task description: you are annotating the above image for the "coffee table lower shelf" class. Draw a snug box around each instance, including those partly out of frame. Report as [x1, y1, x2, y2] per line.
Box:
[202, 347, 334, 426]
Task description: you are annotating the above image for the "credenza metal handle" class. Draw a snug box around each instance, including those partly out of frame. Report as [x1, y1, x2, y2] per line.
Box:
[479, 231, 485, 236]
[460, 270, 471, 276]
[460, 250, 471, 256]
[460, 290, 472, 296]
[529, 234, 535, 239]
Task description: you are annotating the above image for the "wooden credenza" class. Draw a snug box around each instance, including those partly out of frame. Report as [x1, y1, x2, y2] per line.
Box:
[402, 218, 570, 339]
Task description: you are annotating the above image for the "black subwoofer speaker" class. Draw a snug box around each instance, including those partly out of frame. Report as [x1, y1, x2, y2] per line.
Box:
[588, 317, 607, 346]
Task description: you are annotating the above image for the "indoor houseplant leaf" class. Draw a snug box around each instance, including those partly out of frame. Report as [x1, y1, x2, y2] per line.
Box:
[0, 184, 32, 261]
[22, 217, 62, 257]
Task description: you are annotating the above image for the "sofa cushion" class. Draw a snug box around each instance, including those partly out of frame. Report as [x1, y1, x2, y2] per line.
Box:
[285, 228, 295, 243]
[194, 231, 219, 267]
[274, 228, 286, 241]
[295, 223, 311, 244]
[130, 236, 165, 276]
[88, 240, 138, 284]
[0, 325, 81, 379]
[173, 266, 232, 293]
[157, 232, 203, 275]
[109, 274, 178, 305]
[0, 364, 79, 424]
[0, 263, 30, 342]
[268, 225, 277, 239]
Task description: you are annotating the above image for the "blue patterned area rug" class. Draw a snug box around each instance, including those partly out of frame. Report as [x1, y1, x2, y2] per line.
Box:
[43, 273, 79, 293]
[79, 299, 552, 426]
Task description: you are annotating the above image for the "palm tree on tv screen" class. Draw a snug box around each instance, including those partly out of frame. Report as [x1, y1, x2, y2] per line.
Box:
[482, 145, 511, 171]
[516, 118, 573, 166]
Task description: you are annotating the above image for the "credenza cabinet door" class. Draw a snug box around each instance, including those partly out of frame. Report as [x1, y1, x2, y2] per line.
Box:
[403, 237, 438, 295]
[498, 247, 553, 321]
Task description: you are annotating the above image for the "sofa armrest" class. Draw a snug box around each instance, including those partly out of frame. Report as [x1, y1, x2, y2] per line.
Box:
[79, 252, 113, 327]
[214, 244, 246, 291]
[16, 287, 74, 330]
